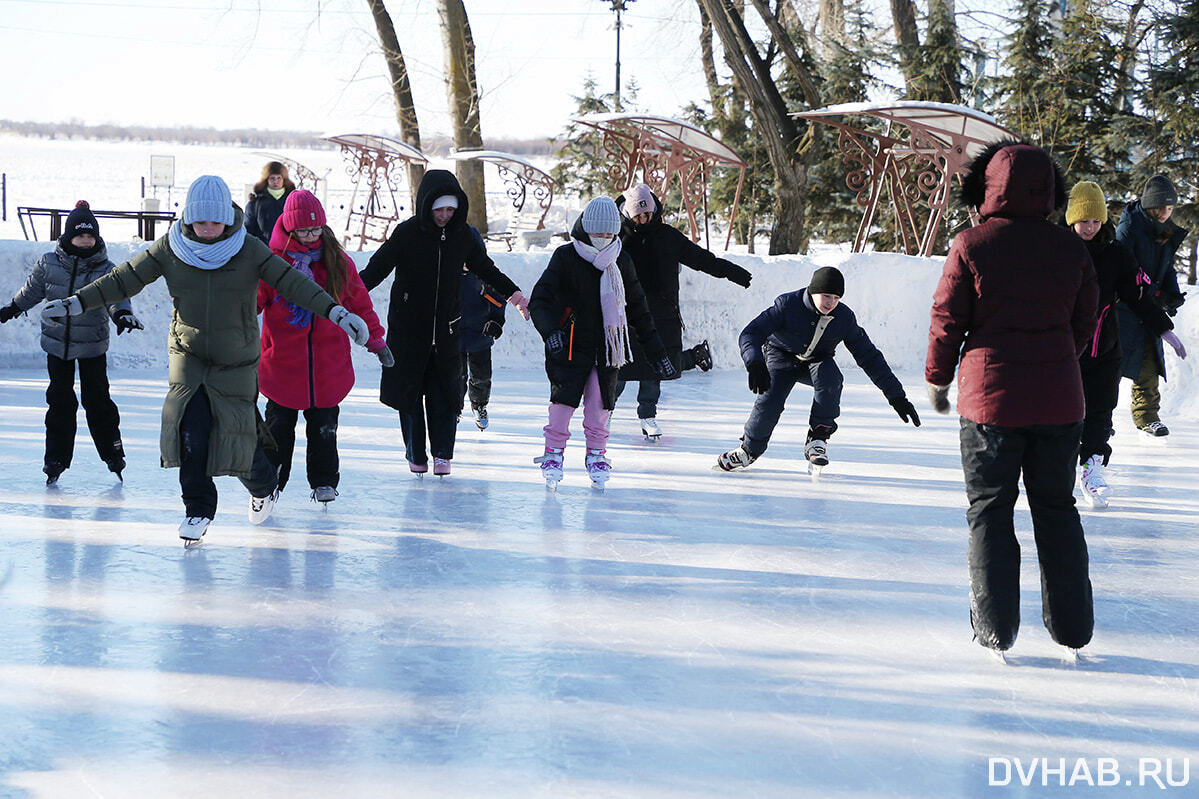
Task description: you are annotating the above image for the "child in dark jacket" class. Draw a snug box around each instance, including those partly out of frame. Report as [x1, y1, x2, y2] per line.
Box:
[260, 190, 390, 505]
[529, 197, 675, 488]
[717, 266, 919, 471]
[459, 235, 506, 431]
[1066, 181, 1184, 507]
[0, 201, 142, 484]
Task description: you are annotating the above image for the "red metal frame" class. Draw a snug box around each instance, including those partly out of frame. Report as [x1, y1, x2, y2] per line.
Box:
[323, 134, 427, 249]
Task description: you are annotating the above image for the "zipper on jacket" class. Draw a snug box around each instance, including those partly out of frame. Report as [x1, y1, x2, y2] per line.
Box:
[308, 318, 317, 408]
[63, 256, 78, 360]
[432, 230, 444, 351]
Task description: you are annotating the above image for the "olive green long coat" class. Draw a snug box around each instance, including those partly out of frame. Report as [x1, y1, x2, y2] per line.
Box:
[75, 209, 339, 478]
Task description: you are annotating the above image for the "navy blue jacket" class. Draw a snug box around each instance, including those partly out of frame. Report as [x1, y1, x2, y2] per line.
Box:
[740, 287, 904, 400]
[245, 188, 292, 244]
[1115, 201, 1188, 379]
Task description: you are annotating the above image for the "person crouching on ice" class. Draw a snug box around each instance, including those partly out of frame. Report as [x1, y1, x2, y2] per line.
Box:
[716, 266, 920, 471]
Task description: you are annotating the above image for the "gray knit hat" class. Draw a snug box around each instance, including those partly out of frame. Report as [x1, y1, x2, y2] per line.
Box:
[183, 175, 235, 226]
[1141, 175, 1178, 209]
[581, 197, 622, 237]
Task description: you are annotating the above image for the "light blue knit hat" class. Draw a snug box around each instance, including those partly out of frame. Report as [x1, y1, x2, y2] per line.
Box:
[183, 175, 234, 226]
[581, 196, 621, 237]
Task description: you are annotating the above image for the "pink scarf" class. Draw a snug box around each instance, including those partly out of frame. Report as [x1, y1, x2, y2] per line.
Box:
[572, 237, 632, 367]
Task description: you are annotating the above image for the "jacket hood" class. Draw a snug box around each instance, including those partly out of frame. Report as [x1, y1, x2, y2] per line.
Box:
[414, 169, 469, 232]
[959, 141, 1066, 220]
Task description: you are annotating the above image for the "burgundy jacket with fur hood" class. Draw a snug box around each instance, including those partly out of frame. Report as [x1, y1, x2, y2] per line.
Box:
[926, 143, 1098, 426]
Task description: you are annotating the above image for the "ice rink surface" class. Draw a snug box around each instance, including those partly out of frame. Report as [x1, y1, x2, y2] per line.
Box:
[1, 366, 1196, 798]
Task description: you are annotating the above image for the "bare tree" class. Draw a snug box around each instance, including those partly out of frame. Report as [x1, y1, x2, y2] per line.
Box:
[438, 0, 487, 232]
[366, 0, 425, 207]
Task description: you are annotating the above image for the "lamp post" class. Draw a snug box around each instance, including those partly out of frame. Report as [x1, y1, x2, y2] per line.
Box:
[601, 0, 637, 111]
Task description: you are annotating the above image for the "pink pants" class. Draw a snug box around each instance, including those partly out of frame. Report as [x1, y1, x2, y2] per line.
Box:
[544, 368, 610, 451]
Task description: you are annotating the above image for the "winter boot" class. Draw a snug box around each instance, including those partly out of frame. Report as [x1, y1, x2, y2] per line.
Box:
[640, 417, 662, 441]
[585, 448, 611, 487]
[473, 406, 489, 431]
[691, 339, 713, 372]
[248, 488, 280, 525]
[433, 458, 451, 476]
[716, 445, 756, 471]
[534, 447, 564, 488]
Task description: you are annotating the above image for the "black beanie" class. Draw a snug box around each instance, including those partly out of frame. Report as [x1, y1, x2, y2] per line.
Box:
[1140, 175, 1178, 209]
[62, 200, 100, 241]
[808, 267, 845, 297]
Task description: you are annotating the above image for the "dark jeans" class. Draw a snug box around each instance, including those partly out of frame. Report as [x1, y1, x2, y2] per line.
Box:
[742, 353, 842, 458]
[265, 399, 339, 491]
[400, 369, 458, 464]
[959, 419, 1093, 651]
[179, 387, 278, 519]
[614, 378, 662, 419]
[1080, 355, 1120, 465]
[44, 353, 123, 469]
[460, 349, 493, 410]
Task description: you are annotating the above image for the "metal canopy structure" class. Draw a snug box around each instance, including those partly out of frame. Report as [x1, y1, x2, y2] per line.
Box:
[323, 133, 427, 249]
[448, 149, 555, 231]
[794, 101, 1017, 256]
[572, 113, 746, 249]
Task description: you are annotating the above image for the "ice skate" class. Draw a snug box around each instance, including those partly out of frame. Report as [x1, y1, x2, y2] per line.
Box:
[409, 460, 428, 476]
[1078, 456, 1109, 509]
[44, 462, 64, 487]
[691, 339, 713, 372]
[1138, 420, 1169, 437]
[106, 457, 125, 482]
[640, 417, 662, 442]
[248, 488, 280, 525]
[179, 516, 211, 548]
[534, 447, 564, 490]
[804, 427, 831, 481]
[585, 448, 611, 489]
[715, 445, 756, 472]
[987, 648, 1008, 665]
[433, 458, 451, 476]
[473, 406, 489, 431]
[311, 486, 338, 507]
[1062, 647, 1082, 665]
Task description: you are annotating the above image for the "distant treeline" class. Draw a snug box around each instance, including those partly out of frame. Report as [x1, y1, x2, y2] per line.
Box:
[0, 120, 562, 157]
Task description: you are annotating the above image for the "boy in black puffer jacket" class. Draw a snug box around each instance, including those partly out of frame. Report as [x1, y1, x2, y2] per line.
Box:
[0, 201, 142, 484]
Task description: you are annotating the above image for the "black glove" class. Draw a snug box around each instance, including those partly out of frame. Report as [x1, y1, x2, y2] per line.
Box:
[112, 309, 144, 335]
[1159, 290, 1186, 316]
[546, 329, 566, 356]
[374, 344, 395, 368]
[927, 383, 950, 415]
[720, 259, 752, 288]
[482, 319, 504, 340]
[747, 360, 771, 394]
[889, 396, 921, 427]
[651, 354, 679, 379]
[0, 302, 19, 323]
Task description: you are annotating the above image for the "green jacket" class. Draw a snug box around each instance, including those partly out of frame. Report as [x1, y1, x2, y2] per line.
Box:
[75, 208, 338, 478]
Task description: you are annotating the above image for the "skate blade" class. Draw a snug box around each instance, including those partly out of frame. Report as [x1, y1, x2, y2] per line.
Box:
[546, 481, 559, 492]
[182, 537, 204, 549]
[643, 436, 660, 444]
[590, 478, 608, 491]
[807, 463, 824, 481]
[988, 648, 1007, 665]
[1081, 490, 1108, 509]
[1062, 648, 1082, 665]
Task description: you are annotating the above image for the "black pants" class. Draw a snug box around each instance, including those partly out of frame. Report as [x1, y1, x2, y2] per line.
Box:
[179, 386, 278, 519]
[959, 419, 1093, 651]
[1080, 355, 1121, 465]
[44, 353, 123, 470]
[742, 353, 842, 458]
[400, 369, 458, 465]
[614, 378, 662, 419]
[265, 399, 339, 491]
[460, 349, 493, 410]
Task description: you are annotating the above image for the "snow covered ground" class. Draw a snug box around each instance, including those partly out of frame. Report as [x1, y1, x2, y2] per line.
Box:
[1, 235, 1198, 795]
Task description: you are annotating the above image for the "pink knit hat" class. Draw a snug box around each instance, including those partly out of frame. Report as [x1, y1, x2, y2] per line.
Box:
[281, 190, 326, 231]
[623, 183, 656, 217]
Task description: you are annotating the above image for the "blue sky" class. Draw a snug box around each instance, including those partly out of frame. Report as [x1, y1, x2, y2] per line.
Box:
[0, 0, 712, 140]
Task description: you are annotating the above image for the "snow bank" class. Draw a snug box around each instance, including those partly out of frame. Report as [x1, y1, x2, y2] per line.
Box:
[2, 236, 1194, 420]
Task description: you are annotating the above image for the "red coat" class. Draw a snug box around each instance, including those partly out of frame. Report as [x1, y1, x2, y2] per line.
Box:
[259, 226, 385, 409]
[926, 144, 1098, 427]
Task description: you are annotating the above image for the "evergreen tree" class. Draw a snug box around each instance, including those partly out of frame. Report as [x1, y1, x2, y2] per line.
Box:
[913, 0, 963, 103]
[550, 75, 620, 200]
[993, 0, 1058, 142]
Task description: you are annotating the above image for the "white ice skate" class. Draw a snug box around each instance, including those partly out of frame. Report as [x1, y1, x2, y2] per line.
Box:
[248, 488, 280, 525]
[715, 446, 756, 472]
[535, 447, 564, 490]
[1078, 456, 1109, 509]
[804, 438, 829, 480]
[179, 516, 212, 548]
[640, 417, 662, 442]
[585, 448, 611, 489]
[473, 406, 489, 431]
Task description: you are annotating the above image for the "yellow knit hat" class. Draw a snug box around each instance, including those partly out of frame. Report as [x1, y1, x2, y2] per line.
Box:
[1065, 181, 1108, 226]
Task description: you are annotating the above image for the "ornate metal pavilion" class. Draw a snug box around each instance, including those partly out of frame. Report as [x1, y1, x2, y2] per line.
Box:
[572, 113, 746, 250]
[323, 133, 427, 249]
[448, 149, 555, 248]
[794, 101, 1016, 256]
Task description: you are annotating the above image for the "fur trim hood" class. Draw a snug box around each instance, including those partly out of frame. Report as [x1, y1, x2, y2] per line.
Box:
[958, 140, 1067, 221]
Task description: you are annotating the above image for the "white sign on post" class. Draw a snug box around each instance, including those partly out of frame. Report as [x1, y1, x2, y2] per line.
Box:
[150, 155, 175, 188]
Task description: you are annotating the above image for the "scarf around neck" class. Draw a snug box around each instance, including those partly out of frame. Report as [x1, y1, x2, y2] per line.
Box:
[572, 236, 631, 367]
[168, 221, 247, 270]
[280, 247, 321, 328]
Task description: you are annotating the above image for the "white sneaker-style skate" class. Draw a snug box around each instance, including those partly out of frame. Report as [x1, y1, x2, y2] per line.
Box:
[473, 406, 489, 431]
[715, 446, 756, 471]
[585, 448, 611, 488]
[534, 447, 564, 490]
[1078, 456, 1109, 509]
[179, 516, 212, 547]
[640, 417, 662, 442]
[248, 489, 280, 525]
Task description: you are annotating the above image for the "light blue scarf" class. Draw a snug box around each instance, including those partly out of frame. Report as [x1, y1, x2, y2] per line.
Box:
[168, 220, 248, 270]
